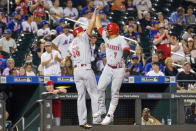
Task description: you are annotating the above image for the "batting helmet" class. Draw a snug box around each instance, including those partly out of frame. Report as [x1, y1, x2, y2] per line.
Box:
[46, 80, 54, 86]
[106, 23, 119, 35]
[73, 26, 84, 37]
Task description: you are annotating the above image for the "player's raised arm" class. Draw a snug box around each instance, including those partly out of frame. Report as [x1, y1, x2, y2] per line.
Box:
[96, 14, 104, 36]
[86, 8, 99, 36]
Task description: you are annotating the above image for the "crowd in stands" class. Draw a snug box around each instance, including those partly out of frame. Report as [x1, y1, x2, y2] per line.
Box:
[0, 0, 195, 90]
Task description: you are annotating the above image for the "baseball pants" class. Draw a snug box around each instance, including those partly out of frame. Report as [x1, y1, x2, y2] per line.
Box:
[97, 65, 125, 116]
[74, 68, 99, 125]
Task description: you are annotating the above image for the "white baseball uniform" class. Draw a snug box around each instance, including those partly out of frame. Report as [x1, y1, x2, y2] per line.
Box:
[50, 7, 64, 22]
[37, 28, 50, 37]
[69, 32, 100, 125]
[52, 33, 74, 59]
[22, 21, 38, 34]
[64, 7, 79, 20]
[41, 49, 62, 76]
[97, 28, 130, 117]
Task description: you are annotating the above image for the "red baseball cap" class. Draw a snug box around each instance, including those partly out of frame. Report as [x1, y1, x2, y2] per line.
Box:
[46, 80, 54, 86]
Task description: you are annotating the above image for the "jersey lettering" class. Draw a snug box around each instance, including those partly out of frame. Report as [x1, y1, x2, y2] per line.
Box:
[72, 46, 80, 58]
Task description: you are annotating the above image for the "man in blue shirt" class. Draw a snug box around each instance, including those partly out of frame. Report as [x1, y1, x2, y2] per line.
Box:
[144, 54, 164, 74]
[169, 7, 186, 26]
[80, 0, 94, 16]
[56, 18, 65, 35]
[8, 12, 23, 34]
[128, 55, 143, 75]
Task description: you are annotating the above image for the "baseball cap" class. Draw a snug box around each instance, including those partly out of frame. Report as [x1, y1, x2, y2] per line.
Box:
[153, 21, 159, 25]
[4, 29, 12, 34]
[12, 11, 19, 17]
[58, 17, 65, 23]
[188, 37, 193, 42]
[100, 53, 106, 58]
[99, 10, 105, 14]
[46, 80, 54, 86]
[131, 55, 139, 59]
[40, 20, 49, 28]
[62, 24, 70, 28]
[143, 108, 150, 113]
[45, 41, 52, 46]
[152, 62, 160, 66]
[143, 11, 149, 16]
[183, 61, 190, 66]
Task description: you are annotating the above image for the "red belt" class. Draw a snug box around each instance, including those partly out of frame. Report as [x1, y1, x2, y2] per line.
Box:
[74, 64, 87, 68]
[108, 64, 117, 69]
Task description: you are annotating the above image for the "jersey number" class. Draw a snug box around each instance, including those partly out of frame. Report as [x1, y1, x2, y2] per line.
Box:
[114, 52, 117, 59]
[72, 46, 80, 58]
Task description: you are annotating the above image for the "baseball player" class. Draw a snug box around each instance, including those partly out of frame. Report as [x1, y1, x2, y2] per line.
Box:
[52, 24, 74, 59]
[93, 15, 131, 125]
[68, 8, 100, 129]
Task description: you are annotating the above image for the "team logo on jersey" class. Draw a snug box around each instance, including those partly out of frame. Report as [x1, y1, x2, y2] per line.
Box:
[106, 43, 119, 50]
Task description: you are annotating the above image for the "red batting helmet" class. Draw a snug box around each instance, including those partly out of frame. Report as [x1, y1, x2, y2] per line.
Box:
[73, 26, 84, 37]
[106, 23, 119, 35]
[46, 80, 54, 86]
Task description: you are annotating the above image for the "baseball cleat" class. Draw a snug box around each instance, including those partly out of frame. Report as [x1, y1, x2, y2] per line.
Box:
[101, 114, 113, 125]
[80, 123, 92, 129]
[93, 111, 106, 118]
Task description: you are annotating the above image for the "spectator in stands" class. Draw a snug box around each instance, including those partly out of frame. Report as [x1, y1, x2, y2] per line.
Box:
[24, 63, 36, 76]
[64, 0, 79, 20]
[185, 5, 196, 25]
[99, 43, 106, 53]
[184, 38, 194, 56]
[0, 0, 7, 11]
[141, 108, 161, 125]
[135, 45, 146, 66]
[90, 34, 99, 73]
[149, 21, 160, 39]
[96, 53, 106, 74]
[61, 56, 73, 76]
[37, 20, 51, 37]
[128, 55, 143, 75]
[15, 0, 29, 14]
[22, 14, 38, 34]
[177, 61, 196, 90]
[127, 17, 142, 33]
[139, 11, 152, 32]
[56, 18, 65, 35]
[192, 35, 196, 58]
[156, 50, 165, 66]
[31, 0, 50, 24]
[144, 54, 164, 74]
[124, 24, 140, 43]
[8, 12, 23, 34]
[80, 0, 94, 16]
[36, 39, 46, 60]
[0, 55, 7, 74]
[99, 10, 110, 28]
[185, 103, 196, 124]
[19, 66, 26, 76]
[50, 0, 63, 23]
[52, 24, 74, 59]
[41, 41, 62, 76]
[0, 29, 17, 54]
[0, 12, 6, 37]
[169, 7, 186, 26]
[45, 80, 67, 126]
[126, 0, 136, 12]
[182, 25, 194, 43]
[171, 38, 186, 63]
[16, 6, 26, 23]
[2, 58, 15, 76]
[9, 68, 19, 76]
[153, 24, 172, 59]
[165, 57, 178, 76]
[75, 10, 92, 30]
[111, 0, 126, 12]
[146, 62, 164, 76]
[37, 64, 44, 75]
[44, 0, 53, 8]
[157, 12, 169, 29]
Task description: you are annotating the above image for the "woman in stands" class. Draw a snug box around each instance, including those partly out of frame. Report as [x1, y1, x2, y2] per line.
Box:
[61, 56, 73, 76]
[164, 57, 178, 76]
[135, 45, 146, 66]
[157, 12, 169, 29]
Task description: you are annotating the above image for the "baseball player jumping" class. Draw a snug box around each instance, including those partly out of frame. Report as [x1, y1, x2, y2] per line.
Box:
[68, 8, 100, 129]
[93, 15, 131, 125]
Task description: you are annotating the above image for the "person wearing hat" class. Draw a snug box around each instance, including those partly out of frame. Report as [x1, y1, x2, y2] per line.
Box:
[52, 24, 74, 59]
[138, 11, 152, 32]
[41, 41, 62, 76]
[80, 0, 95, 16]
[74, 9, 92, 30]
[55, 18, 65, 35]
[146, 62, 164, 76]
[99, 10, 110, 28]
[96, 52, 106, 73]
[0, 29, 16, 54]
[50, 0, 63, 22]
[149, 21, 160, 39]
[45, 80, 67, 126]
[169, 7, 186, 26]
[153, 24, 173, 59]
[128, 54, 143, 75]
[176, 61, 196, 90]
[0, 12, 6, 37]
[7, 11, 22, 34]
[64, 0, 79, 20]
[37, 20, 51, 37]
[141, 108, 161, 125]
[22, 14, 38, 34]
[182, 25, 194, 44]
